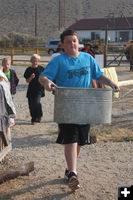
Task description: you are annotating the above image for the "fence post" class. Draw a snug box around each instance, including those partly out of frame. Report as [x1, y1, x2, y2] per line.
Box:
[104, 26, 108, 67]
[11, 48, 14, 65]
[35, 48, 39, 54]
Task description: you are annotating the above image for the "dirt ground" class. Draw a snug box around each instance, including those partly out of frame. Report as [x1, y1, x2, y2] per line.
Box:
[0, 65, 133, 200]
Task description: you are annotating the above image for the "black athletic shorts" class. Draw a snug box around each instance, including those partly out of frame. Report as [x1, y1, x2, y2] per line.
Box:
[56, 124, 90, 146]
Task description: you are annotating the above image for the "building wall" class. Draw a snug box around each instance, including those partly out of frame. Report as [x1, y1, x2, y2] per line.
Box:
[77, 30, 133, 42]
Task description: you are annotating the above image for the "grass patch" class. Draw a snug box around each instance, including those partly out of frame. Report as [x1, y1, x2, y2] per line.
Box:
[90, 126, 133, 143]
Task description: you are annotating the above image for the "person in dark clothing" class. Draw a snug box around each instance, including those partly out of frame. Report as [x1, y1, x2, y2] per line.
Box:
[81, 43, 95, 57]
[81, 44, 103, 88]
[24, 54, 45, 125]
[2, 58, 19, 95]
[92, 45, 102, 55]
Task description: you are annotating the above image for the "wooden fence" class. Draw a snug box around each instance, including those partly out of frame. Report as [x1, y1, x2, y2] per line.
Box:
[0, 47, 50, 64]
[0, 46, 131, 68]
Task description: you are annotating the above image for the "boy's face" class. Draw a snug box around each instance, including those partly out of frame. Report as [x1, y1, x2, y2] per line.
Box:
[3, 61, 11, 71]
[31, 58, 39, 67]
[62, 35, 79, 56]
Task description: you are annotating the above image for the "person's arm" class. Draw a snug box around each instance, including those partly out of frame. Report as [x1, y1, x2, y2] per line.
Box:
[97, 75, 120, 92]
[39, 75, 56, 91]
[14, 71, 19, 86]
[26, 73, 35, 83]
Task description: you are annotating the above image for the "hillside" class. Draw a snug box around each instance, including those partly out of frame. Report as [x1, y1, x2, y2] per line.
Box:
[0, 0, 133, 42]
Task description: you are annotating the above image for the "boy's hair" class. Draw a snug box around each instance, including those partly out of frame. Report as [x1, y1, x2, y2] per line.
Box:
[60, 29, 78, 43]
[30, 54, 40, 60]
[2, 57, 10, 66]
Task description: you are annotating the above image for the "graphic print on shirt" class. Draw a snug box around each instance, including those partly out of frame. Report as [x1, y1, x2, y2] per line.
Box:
[68, 66, 89, 79]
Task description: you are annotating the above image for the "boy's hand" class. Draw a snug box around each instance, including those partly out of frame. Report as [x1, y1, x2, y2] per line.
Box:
[30, 73, 35, 79]
[39, 76, 57, 91]
[26, 73, 35, 83]
[97, 75, 120, 92]
[0, 77, 5, 81]
[111, 83, 120, 92]
[45, 80, 56, 91]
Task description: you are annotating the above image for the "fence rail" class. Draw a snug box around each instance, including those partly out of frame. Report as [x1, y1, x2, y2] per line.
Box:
[0, 47, 50, 64]
[0, 46, 130, 67]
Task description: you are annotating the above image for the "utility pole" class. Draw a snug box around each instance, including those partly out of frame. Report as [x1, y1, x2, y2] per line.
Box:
[35, 3, 37, 36]
[59, 0, 65, 30]
[59, 0, 61, 30]
[63, 0, 66, 27]
[104, 23, 108, 67]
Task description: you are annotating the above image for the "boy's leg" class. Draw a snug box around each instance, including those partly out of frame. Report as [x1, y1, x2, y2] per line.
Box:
[77, 145, 81, 157]
[64, 143, 80, 191]
[28, 95, 43, 124]
[28, 97, 36, 123]
[57, 124, 90, 191]
[64, 143, 78, 173]
[34, 94, 43, 122]
[64, 143, 81, 172]
[64, 144, 81, 182]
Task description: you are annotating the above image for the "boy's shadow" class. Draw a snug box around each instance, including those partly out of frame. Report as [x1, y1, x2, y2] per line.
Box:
[12, 134, 54, 148]
[15, 119, 54, 125]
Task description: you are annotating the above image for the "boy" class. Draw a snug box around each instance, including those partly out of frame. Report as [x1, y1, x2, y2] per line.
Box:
[2, 57, 19, 95]
[24, 54, 45, 125]
[39, 30, 119, 191]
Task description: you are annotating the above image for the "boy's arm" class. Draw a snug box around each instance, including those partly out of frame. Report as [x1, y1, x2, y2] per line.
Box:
[39, 76, 56, 91]
[26, 73, 35, 83]
[97, 75, 120, 92]
[24, 69, 35, 83]
[14, 71, 19, 85]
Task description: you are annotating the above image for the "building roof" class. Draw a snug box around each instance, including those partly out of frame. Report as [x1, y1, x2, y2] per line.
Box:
[68, 17, 133, 31]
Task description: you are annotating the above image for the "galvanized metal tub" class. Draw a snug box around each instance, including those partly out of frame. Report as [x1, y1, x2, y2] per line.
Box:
[54, 87, 112, 124]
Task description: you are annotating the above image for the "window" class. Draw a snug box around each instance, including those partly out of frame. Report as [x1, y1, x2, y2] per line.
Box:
[91, 32, 100, 40]
[91, 32, 95, 40]
[96, 33, 100, 40]
[119, 32, 129, 42]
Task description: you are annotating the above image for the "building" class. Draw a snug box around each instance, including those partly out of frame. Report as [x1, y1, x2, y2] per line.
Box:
[68, 17, 133, 43]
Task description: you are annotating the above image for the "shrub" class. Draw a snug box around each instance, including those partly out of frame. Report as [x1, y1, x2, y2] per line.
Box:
[0, 32, 45, 48]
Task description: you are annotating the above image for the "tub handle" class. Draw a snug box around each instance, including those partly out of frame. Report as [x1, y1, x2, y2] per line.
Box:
[52, 86, 56, 95]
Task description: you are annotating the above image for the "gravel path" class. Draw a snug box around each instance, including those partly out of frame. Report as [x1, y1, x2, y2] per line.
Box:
[0, 65, 133, 200]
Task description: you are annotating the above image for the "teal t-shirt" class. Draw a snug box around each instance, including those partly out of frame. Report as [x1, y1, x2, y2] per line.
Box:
[40, 52, 103, 88]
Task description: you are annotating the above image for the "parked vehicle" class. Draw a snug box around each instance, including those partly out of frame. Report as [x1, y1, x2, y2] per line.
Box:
[45, 39, 60, 55]
[78, 43, 84, 50]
